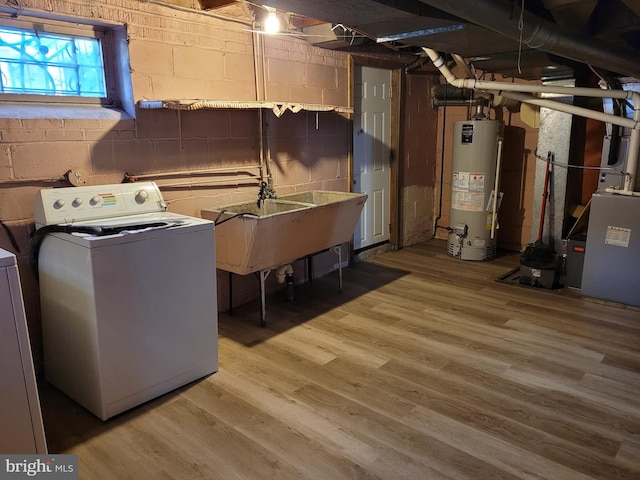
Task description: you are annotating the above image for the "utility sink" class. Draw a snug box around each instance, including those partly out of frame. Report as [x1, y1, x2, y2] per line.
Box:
[213, 198, 312, 217]
[201, 191, 367, 276]
[278, 190, 364, 206]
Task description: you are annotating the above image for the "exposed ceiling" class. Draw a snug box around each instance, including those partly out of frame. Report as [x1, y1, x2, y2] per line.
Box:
[197, 0, 640, 82]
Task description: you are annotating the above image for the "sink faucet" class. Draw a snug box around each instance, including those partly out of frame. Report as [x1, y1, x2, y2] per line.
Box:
[257, 181, 276, 208]
[257, 182, 267, 208]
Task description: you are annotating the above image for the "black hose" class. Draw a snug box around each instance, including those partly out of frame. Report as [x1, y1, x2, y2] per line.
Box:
[214, 212, 259, 226]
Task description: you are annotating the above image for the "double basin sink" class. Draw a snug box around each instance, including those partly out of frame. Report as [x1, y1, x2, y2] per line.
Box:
[201, 190, 367, 275]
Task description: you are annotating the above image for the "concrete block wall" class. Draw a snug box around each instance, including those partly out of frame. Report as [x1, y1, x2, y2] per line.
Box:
[402, 185, 435, 246]
[401, 74, 438, 247]
[264, 37, 348, 106]
[267, 109, 350, 194]
[499, 122, 539, 251]
[0, 0, 352, 367]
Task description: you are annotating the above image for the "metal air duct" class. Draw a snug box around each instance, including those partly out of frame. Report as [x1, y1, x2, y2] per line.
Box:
[417, 0, 640, 78]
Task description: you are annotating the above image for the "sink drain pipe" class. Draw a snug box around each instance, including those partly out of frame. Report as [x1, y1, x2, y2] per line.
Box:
[276, 264, 294, 301]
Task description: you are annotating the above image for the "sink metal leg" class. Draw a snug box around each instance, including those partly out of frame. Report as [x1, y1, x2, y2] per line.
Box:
[330, 245, 343, 293]
[257, 268, 272, 327]
[250, 246, 343, 326]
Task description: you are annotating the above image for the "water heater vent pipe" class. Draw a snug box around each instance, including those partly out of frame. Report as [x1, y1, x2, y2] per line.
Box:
[422, 47, 640, 194]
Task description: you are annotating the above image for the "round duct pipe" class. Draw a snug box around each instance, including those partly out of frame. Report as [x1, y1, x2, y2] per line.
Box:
[418, 0, 640, 78]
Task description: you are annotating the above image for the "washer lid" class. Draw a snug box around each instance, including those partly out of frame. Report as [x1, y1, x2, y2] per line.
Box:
[54, 211, 211, 234]
[64, 211, 190, 230]
[38, 211, 213, 248]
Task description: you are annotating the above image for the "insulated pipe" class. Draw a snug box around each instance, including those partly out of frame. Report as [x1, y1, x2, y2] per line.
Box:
[417, 0, 640, 78]
[423, 47, 640, 193]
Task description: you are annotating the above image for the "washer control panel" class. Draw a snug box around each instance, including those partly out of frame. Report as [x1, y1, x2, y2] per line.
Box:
[35, 182, 166, 226]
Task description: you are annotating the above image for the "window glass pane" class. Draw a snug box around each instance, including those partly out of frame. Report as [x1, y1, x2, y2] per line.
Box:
[0, 26, 106, 97]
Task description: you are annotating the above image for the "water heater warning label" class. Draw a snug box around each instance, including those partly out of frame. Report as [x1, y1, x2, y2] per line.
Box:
[453, 171, 486, 211]
[469, 174, 485, 192]
[605, 226, 631, 247]
[453, 172, 485, 192]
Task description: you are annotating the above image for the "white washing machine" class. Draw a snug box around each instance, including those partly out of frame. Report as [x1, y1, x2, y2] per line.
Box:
[34, 182, 218, 420]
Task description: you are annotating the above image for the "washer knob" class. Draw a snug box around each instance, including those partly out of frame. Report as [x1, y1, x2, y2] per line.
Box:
[90, 196, 101, 206]
[135, 190, 149, 204]
[72, 198, 83, 207]
[53, 199, 65, 209]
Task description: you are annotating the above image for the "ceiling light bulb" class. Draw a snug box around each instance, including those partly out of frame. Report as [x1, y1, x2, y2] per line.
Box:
[264, 12, 280, 34]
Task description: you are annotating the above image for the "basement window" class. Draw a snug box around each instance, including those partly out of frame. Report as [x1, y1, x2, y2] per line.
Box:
[0, 13, 134, 118]
[0, 25, 106, 97]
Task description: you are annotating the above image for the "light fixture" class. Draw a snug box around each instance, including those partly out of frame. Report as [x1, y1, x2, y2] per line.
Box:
[263, 11, 280, 34]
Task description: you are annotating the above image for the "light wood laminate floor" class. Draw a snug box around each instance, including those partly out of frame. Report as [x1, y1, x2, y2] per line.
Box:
[41, 240, 640, 479]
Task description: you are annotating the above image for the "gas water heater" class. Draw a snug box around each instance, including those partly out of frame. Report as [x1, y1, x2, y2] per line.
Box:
[448, 117, 504, 261]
